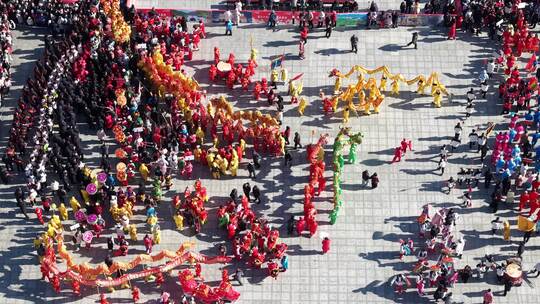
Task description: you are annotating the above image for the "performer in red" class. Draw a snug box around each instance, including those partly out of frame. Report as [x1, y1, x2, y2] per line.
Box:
[209, 65, 218, 82]
[195, 263, 203, 279]
[400, 138, 410, 154]
[254, 82, 262, 100]
[144, 234, 153, 254]
[100, 293, 109, 304]
[72, 280, 80, 296]
[392, 147, 403, 163]
[226, 71, 236, 90]
[317, 176, 326, 196]
[156, 272, 165, 286]
[261, 78, 269, 95]
[241, 76, 251, 91]
[322, 237, 331, 254]
[35, 207, 44, 225]
[198, 20, 206, 38]
[520, 191, 530, 211]
[308, 217, 318, 236]
[249, 247, 265, 268]
[296, 216, 306, 235]
[222, 269, 229, 283]
[132, 287, 141, 302]
[228, 53, 235, 66]
[268, 261, 280, 279]
[529, 199, 540, 217]
[448, 16, 456, 40]
[300, 26, 308, 43]
[214, 47, 220, 65]
[193, 33, 201, 50]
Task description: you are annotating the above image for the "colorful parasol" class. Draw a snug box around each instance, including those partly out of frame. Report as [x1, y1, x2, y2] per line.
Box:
[97, 172, 107, 184]
[115, 148, 127, 159]
[87, 214, 98, 225]
[116, 162, 127, 172]
[75, 210, 87, 222]
[86, 183, 97, 195]
[82, 231, 94, 243]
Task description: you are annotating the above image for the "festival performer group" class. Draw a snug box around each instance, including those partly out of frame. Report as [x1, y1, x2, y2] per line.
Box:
[217, 186, 289, 279]
[11, 1, 292, 302]
[0, 7, 12, 104]
[9, 0, 540, 302]
[325, 66, 449, 121]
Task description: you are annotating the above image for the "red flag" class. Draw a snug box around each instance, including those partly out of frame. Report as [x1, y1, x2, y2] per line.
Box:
[525, 53, 537, 72]
[289, 73, 304, 82]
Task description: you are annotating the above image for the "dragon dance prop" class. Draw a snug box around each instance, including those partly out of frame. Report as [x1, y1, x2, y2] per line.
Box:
[179, 269, 240, 303]
[208, 96, 283, 153]
[101, 0, 131, 44]
[138, 51, 284, 158]
[304, 134, 329, 234]
[328, 66, 449, 113]
[330, 128, 363, 224]
[42, 240, 231, 287]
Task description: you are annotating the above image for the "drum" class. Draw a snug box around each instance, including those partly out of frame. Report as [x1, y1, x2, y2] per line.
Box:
[505, 263, 523, 286]
[216, 61, 232, 73]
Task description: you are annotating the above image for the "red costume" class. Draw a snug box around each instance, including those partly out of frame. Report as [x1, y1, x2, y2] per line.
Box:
[322, 237, 331, 254]
[268, 261, 280, 279]
[317, 177, 326, 196]
[209, 64, 218, 82]
[72, 280, 80, 296]
[100, 293, 109, 304]
[51, 275, 60, 292]
[308, 218, 318, 236]
[296, 217, 306, 235]
[132, 287, 141, 302]
[392, 147, 403, 163]
[323, 97, 333, 114]
[228, 53, 235, 66]
[254, 82, 262, 100]
[214, 47, 220, 65]
[35, 208, 44, 225]
[448, 22, 456, 40]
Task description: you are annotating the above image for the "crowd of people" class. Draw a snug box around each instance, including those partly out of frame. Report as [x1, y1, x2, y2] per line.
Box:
[2, 0, 81, 30]
[4, 0, 540, 302]
[4, 0, 298, 302]
[0, 3, 13, 106]
[231, 0, 359, 12]
[386, 0, 540, 302]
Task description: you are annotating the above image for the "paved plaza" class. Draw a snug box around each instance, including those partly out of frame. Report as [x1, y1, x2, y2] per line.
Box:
[1, 2, 540, 304]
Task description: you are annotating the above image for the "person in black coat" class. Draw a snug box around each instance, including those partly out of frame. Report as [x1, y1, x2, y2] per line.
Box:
[252, 185, 261, 204]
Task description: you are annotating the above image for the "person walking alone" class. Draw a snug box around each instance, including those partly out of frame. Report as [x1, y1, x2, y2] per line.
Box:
[438, 155, 447, 175]
[322, 237, 331, 254]
[225, 20, 233, 35]
[350, 34, 358, 53]
[16, 190, 29, 220]
[252, 185, 261, 204]
[406, 32, 418, 49]
[482, 289, 493, 304]
[325, 24, 332, 38]
[293, 132, 302, 149]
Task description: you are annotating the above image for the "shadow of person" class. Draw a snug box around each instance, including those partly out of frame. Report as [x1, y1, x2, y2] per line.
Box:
[378, 44, 403, 52]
